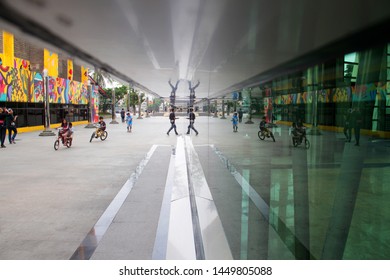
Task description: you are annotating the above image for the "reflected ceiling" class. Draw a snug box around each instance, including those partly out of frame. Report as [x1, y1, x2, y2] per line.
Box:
[1, 0, 390, 99]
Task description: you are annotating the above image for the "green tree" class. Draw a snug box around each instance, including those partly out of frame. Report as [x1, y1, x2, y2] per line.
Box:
[128, 88, 139, 113]
[98, 86, 128, 113]
[115, 85, 128, 103]
[149, 98, 162, 112]
[137, 92, 146, 118]
[99, 88, 112, 113]
[226, 100, 234, 115]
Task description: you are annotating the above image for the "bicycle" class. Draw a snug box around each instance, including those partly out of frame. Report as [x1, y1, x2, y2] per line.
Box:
[291, 126, 310, 149]
[258, 124, 275, 142]
[54, 130, 73, 150]
[90, 126, 108, 142]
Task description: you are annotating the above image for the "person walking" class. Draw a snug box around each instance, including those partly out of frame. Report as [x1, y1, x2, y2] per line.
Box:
[125, 112, 133, 132]
[232, 112, 238, 132]
[0, 107, 8, 148]
[186, 108, 198, 135]
[120, 108, 125, 123]
[167, 108, 178, 135]
[343, 108, 352, 142]
[238, 108, 243, 123]
[351, 107, 363, 146]
[6, 108, 17, 144]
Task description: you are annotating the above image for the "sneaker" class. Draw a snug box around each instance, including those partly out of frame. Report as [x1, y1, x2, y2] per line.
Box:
[12, 140, 16, 144]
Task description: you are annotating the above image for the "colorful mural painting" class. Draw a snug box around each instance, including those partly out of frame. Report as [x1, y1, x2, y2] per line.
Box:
[274, 84, 386, 105]
[33, 72, 44, 102]
[92, 86, 99, 123]
[67, 59, 73, 80]
[44, 49, 58, 77]
[0, 61, 90, 105]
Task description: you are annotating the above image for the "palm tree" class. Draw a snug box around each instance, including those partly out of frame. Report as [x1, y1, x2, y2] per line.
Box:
[90, 67, 119, 120]
[128, 88, 139, 114]
[137, 92, 145, 119]
[89, 67, 114, 89]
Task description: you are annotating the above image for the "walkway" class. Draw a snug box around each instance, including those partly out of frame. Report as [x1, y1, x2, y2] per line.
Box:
[0, 115, 389, 260]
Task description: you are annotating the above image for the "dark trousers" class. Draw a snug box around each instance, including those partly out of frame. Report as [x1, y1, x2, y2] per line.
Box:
[343, 126, 351, 141]
[0, 126, 6, 146]
[167, 123, 178, 134]
[187, 122, 198, 134]
[354, 126, 360, 145]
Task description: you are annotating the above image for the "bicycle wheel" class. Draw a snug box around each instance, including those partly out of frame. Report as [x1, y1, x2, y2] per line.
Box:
[90, 132, 95, 143]
[305, 138, 310, 149]
[258, 131, 265, 140]
[66, 138, 72, 148]
[100, 131, 108, 141]
[292, 138, 298, 147]
[54, 140, 59, 150]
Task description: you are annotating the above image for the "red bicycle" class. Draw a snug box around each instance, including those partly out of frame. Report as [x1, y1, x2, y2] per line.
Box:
[54, 129, 73, 150]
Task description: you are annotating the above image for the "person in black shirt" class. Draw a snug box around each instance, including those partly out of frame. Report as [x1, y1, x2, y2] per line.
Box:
[6, 108, 17, 144]
[0, 107, 8, 148]
[186, 108, 198, 135]
[97, 116, 106, 132]
[167, 108, 179, 135]
[343, 108, 352, 142]
[238, 108, 243, 123]
[120, 108, 125, 123]
[351, 107, 362, 146]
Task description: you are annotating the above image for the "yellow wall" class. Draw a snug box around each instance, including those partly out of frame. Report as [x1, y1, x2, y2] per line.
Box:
[17, 120, 89, 133]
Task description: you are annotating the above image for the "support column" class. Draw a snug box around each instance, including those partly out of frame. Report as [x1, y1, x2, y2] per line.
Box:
[85, 81, 96, 128]
[221, 97, 226, 119]
[146, 96, 150, 118]
[138, 93, 143, 119]
[39, 69, 55, 136]
[307, 66, 321, 135]
[245, 89, 254, 124]
[110, 88, 118, 124]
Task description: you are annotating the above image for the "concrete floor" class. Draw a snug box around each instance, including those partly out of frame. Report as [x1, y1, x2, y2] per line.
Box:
[0, 115, 389, 259]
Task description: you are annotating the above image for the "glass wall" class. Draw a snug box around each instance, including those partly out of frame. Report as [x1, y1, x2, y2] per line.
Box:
[196, 42, 390, 260]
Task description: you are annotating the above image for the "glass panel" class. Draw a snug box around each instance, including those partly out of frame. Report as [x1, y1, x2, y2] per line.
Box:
[344, 52, 358, 63]
[200, 42, 390, 260]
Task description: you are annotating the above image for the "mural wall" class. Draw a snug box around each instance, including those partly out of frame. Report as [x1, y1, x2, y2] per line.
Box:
[273, 84, 387, 105]
[0, 55, 91, 105]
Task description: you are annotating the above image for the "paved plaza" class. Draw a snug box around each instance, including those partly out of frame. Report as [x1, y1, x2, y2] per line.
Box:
[0, 115, 389, 260]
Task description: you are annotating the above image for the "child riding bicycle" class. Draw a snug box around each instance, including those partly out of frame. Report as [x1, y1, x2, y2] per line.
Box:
[58, 118, 73, 143]
[96, 116, 106, 136]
